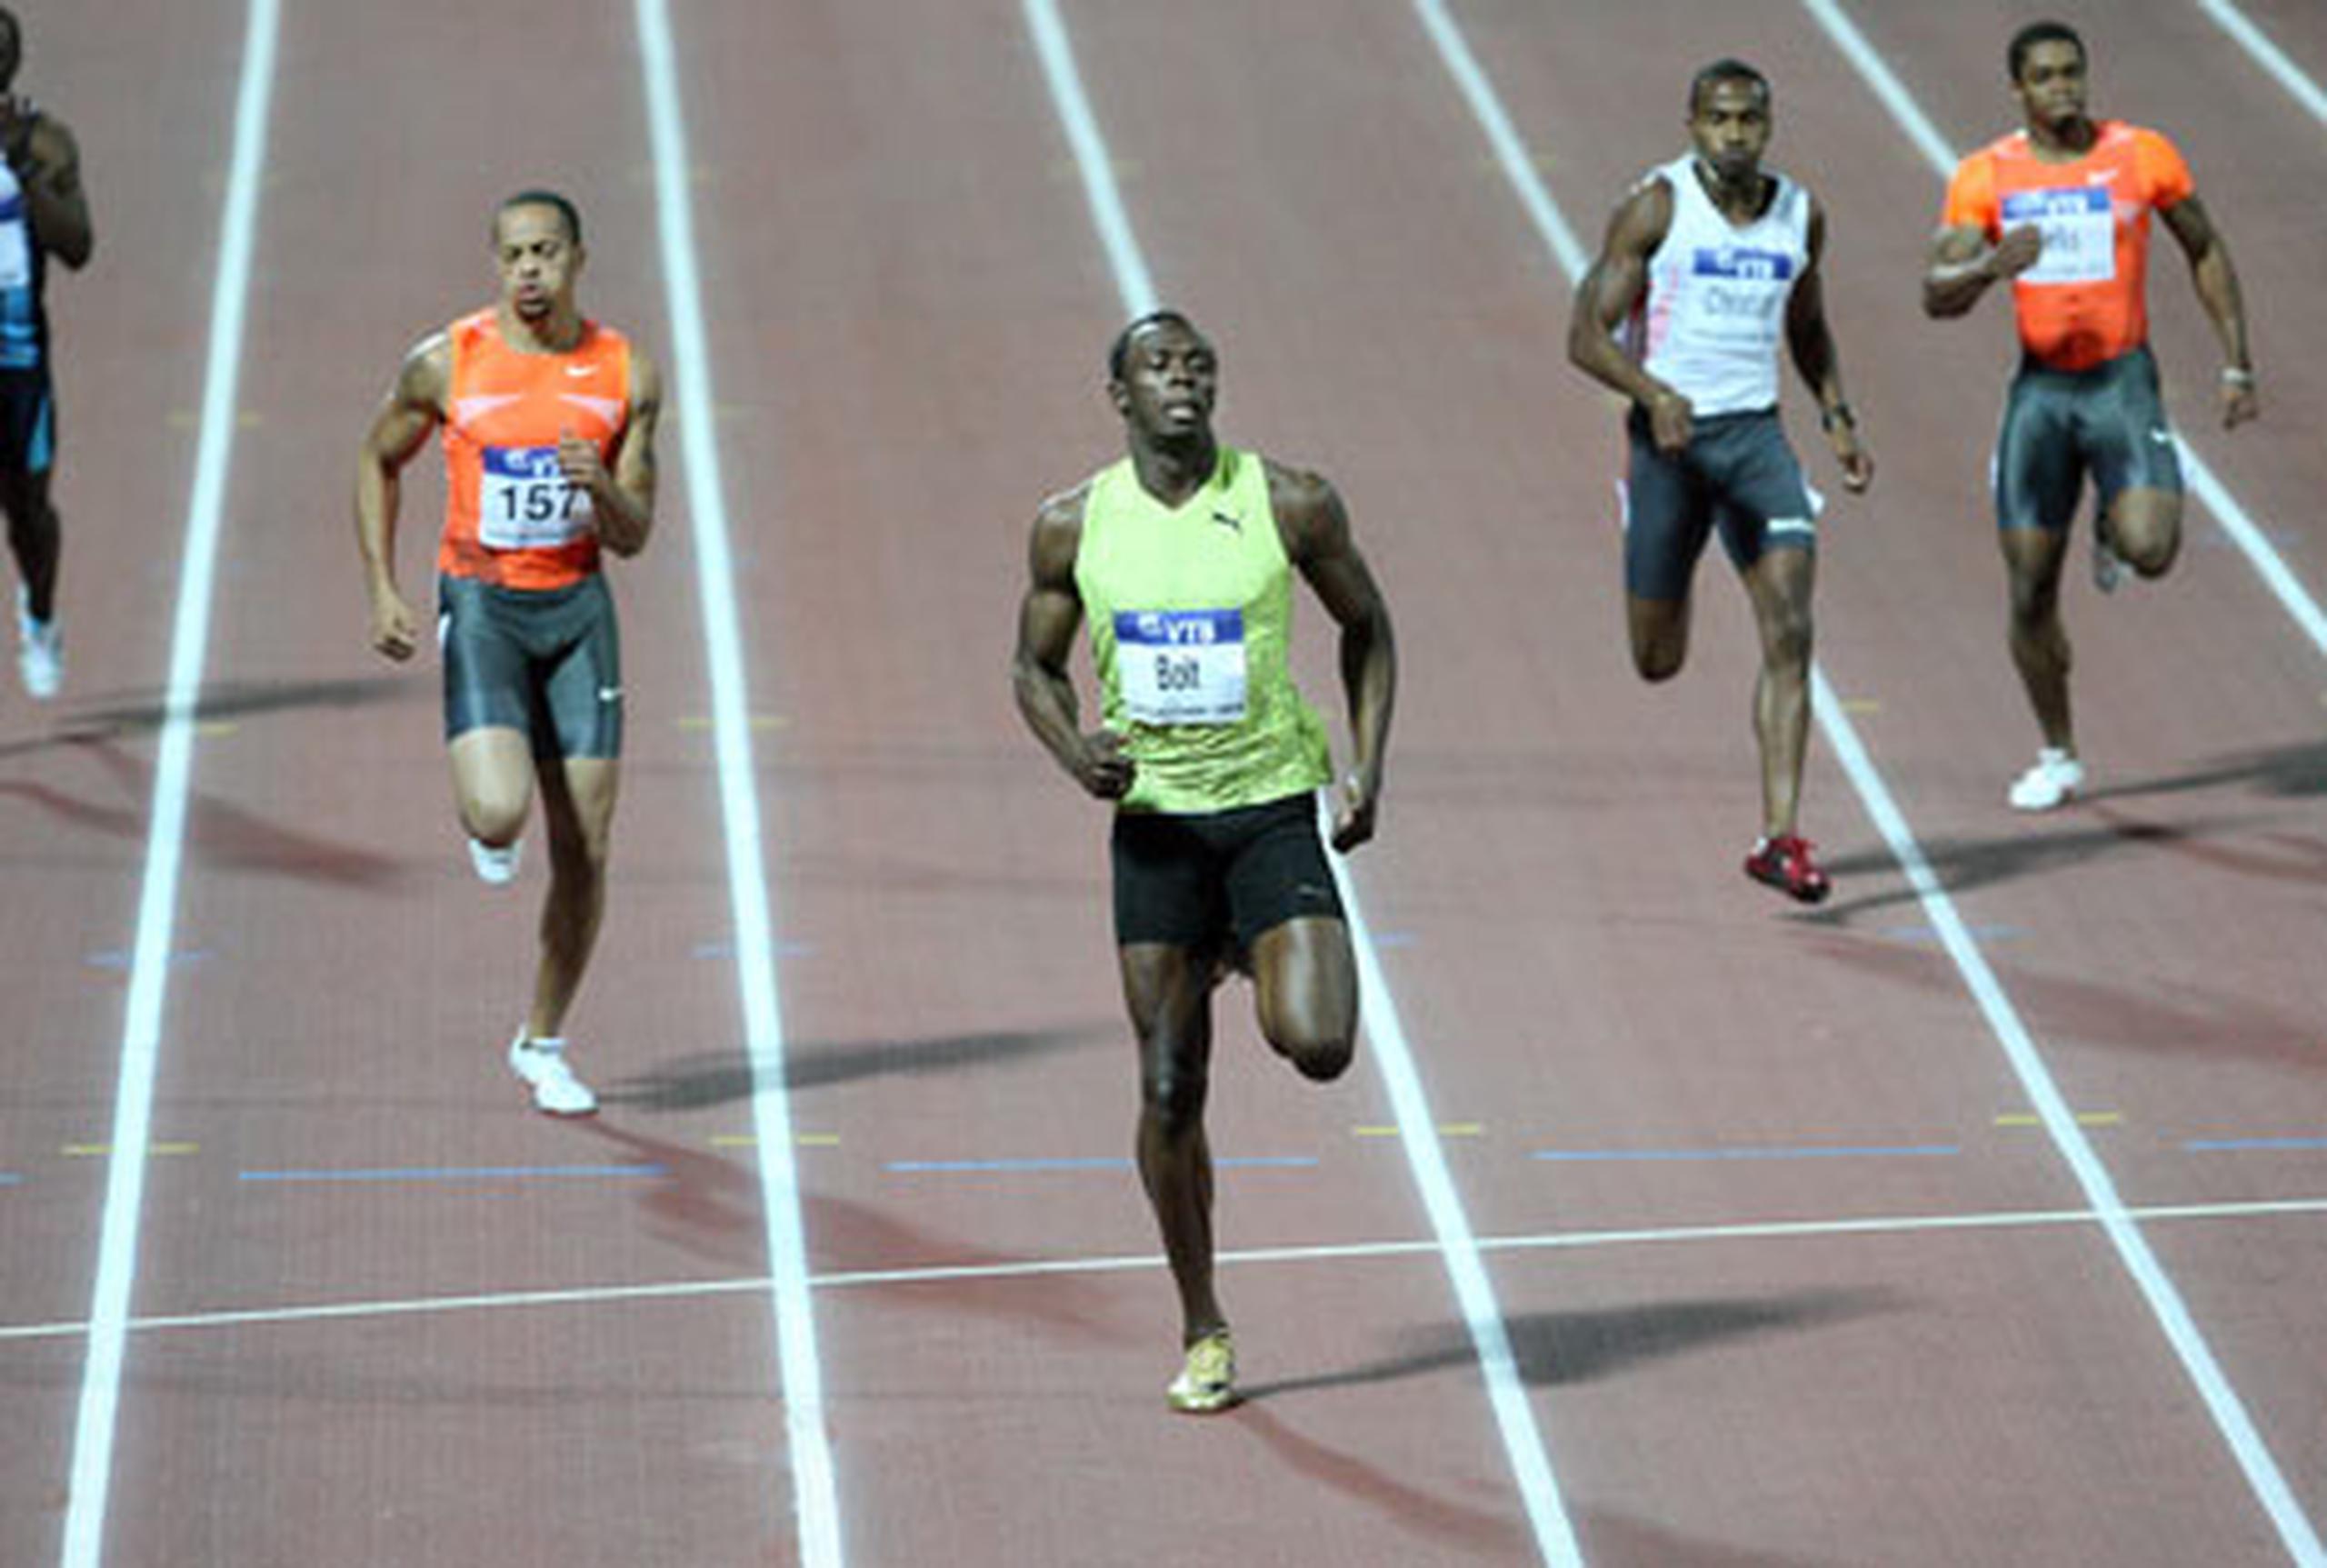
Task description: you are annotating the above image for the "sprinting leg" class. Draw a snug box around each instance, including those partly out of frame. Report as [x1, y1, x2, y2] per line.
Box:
[0, 466, 59, 623]
[1120, 944, 1223, 1347]
[2104, 485, 2181, 581]
[1251, 914, 1357, 1083]
[526, 754, 618, 1041]
[2002, 528, 2074, 753]
[1741, 546, 1815, 842]
[1626, 594, 1691, 684]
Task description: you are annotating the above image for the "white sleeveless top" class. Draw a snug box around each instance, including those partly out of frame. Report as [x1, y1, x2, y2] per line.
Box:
[1626, 155, 1810, 417]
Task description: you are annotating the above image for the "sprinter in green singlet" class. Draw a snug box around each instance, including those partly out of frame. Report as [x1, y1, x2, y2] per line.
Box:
[1013, 311, 1396, 1414]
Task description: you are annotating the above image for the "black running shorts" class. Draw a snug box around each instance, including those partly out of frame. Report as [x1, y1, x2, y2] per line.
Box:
[437, 572, 624, 760]
[1110, 793, 1344, 954]
[1620, 406, 1818, 601]
[1992, 344, 2182, 534]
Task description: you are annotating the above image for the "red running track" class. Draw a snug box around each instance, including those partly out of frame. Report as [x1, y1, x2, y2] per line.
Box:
[3, 2, 2325, 1564]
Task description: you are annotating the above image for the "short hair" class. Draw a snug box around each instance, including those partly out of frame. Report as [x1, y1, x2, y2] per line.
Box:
[494, 189, 583, 248]
[2008, 20, 2085, 82]
[1688, 58, 1770, 115]
[1107, 308, 1203, 381]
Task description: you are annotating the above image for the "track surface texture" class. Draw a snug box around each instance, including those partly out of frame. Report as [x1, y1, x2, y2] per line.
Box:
[3, 3, 2324, 1565]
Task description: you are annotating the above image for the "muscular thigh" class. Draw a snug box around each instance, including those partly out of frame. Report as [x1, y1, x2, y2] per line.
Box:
[1700, 413, 1818, 575]
[1621, 412, 1714, 602]
[1993, 368, 2086, 534]
[2077, 346, 2182, 514]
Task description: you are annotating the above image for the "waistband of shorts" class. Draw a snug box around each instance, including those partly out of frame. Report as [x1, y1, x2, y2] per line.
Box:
[2014, 343, 2155, 383]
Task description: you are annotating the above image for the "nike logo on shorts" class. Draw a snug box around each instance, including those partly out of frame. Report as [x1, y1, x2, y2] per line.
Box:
[597, 686, 623, 704]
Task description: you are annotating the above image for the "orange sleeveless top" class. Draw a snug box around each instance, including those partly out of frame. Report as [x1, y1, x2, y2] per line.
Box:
[438, 307, 632, 589]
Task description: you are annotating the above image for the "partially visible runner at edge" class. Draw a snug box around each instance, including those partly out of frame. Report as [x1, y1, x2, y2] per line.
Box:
[354, 191, 662, 1116]
[0, 5, 93, 701]
[1924, 18, 2257, 812]
[1569, 57, 1874, 904]
[1013, 310, 1397, 1413]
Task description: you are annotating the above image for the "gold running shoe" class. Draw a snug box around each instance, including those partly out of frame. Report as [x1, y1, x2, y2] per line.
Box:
[1166, 1329, 1238, 1414]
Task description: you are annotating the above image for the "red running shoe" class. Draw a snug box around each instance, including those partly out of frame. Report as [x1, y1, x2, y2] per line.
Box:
[1743, 834, 1831, 904]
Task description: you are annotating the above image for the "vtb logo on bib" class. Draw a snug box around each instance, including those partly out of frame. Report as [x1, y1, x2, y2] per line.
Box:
[1115, 609, 1248, 725]
[479, 444, 594, 551]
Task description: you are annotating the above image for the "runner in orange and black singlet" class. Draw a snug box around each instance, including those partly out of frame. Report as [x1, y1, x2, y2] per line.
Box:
[355, 190, 663, 1117]
[1924, 20, 2257, 813]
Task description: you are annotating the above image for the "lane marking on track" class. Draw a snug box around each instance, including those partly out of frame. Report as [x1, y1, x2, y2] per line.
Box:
[2198, 0, 2327, 125]
[5, 1193, 2323, 1346]
[1996, 1112, 2121, 1129]
[1801, 0, 2327, 669]
[1024, 2, 1583, 1562]
[1425, 3, 2326, 1561]
[884, 1154, 1319, 1174]
[62, 1144, 199, 1159]
[1790, 7, 2327, 1558]
[2187, 1137, 2327, 1154]
[61, 3, 281, 1564]
[632, 4, 843, 1564]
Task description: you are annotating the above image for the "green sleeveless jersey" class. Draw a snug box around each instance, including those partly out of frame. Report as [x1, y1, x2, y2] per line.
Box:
[1074, 447, 1332, 814]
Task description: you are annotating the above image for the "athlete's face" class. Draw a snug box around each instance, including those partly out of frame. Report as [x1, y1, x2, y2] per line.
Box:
[1111, 320, 1217, 441]
[1688, 78, 1772, 182]
[494, 205, 584, 323]
[2012, 41, 2089, 133]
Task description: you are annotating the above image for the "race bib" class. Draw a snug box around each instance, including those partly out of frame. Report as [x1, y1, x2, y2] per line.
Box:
[2003, 187, 2115, 285]
[1115, 609, 1247, 725]
[0, 193, 28, 292]
[478, 444, 594, 550]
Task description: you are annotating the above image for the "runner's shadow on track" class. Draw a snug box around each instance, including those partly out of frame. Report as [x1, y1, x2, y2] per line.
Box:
[601, 1025, 1110, 1110]
[1797, 932, 2322, 1071]
[2082, 739, 2327, 803]
[1221, 1402, 1531, 1558]
[1573, 1508, 1843, 1568]
[0, 729, 402, 885]
[1802, 810, 2274, 923]
[1237, 1289, 1896, 1402]
[0, 675, 409, 760]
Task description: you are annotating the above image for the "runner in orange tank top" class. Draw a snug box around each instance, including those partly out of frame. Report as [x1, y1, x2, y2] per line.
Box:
[1923, 20, 2256, 813]
[355, 191, 664, 1115]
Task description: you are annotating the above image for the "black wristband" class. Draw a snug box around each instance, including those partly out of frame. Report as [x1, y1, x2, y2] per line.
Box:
[1820, 403, 1855, 433]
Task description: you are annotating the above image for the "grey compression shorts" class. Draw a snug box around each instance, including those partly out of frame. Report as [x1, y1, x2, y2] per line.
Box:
[437, 572, 623, 760]
[1621, 406, 1818, 601]
[1992, 344, 2182, 533]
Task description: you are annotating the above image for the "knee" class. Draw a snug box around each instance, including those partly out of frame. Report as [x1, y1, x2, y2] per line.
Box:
[1140, 1055, 1208, 1136]
[1633, 642, 1685, 683]
[1763, 606, 1813, 672]
[2122, 532, 2178, 579]
[1289, 1037, 1353, 1083]
[2006, 574, 2058, 627]
[461, 787, 527, 846]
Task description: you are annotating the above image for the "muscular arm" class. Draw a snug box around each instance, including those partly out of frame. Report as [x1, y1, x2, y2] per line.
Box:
[1784, 200, 1873, 492]
[1272, 462, 1395, 852]
[1568, 178, 1692, 448]
[1923, 219, 2040, 319]
[354, 335, 448, 660]
[1012, 488, 1133, 800]
[2160, 194, 2258, 426]
[8, 113, 91, 269]
[586, 350, 660, 555]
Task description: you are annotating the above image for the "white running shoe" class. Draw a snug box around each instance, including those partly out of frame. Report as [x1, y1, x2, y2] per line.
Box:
[467, 834, 522, 885]
[15, 585, 59, 701]
[2008, 747, 2085, 812]
[508, 1033, 597, 1116]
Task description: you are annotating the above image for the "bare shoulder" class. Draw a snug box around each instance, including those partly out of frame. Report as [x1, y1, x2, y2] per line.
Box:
[26, 111, 78, 167]
[395, 331, 454, 412]
[1606, 171, 1675, 249]
[1263, 456, 1349, 560]
[1027, 479, 1092, 584]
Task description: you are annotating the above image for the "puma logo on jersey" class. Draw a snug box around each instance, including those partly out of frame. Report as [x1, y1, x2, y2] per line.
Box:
[1211, 511, 1243, 534]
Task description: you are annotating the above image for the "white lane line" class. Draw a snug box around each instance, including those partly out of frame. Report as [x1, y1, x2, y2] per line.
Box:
[2199, 0, 2327, 127]
[6, 1193, 2323, 1345]
[1020, 2, 1583, 1561]
[1489, 3, 2327, 1553]
[631, 5, 842, 1565]
[59, 2, 280, 1563]
[1803, 0, 2327, 664]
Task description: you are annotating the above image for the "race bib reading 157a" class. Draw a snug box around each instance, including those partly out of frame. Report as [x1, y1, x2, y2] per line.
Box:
[479, 444, 594, 550]
[1115, 609, 1247, 725]
[2003, 187, 2116, 286]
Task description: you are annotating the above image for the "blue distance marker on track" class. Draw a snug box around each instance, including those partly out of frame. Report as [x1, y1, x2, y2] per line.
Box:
[2185, 1137, 2327, 1154]
[238, 1164, 669, 1184]
[0, 1173, 22, 1187]
[1533, 1144, 1960, 1164]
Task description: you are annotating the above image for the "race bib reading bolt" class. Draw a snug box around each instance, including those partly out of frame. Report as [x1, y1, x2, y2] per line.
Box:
[1115, 609, 1248, 725]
